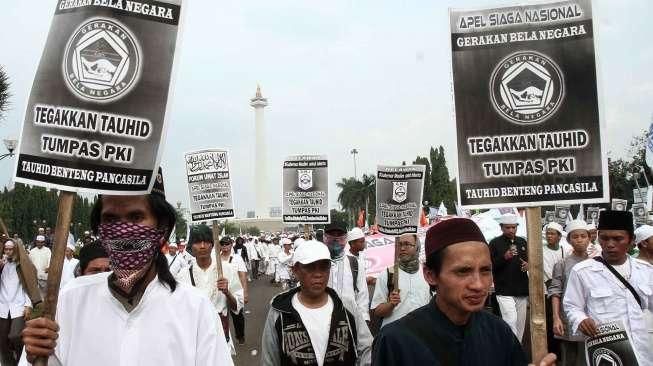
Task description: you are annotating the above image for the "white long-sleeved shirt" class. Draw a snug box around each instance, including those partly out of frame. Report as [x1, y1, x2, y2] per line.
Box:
[45, 272, 233, 366]
[61, 257, 79, 288]
[328, 255, 370, 321]
[563, 257, 653, 366]
[370, 265, 432, 328]
[246, 241, 259, 260]
[166, 253, 186, 277]
[28, 246, 51, 280]
[0, 262, 31, 318]
[276, 251, 292, 281]
[176, 260, 244, 317]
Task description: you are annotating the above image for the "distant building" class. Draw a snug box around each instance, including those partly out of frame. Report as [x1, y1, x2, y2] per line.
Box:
[246, 211, 256, 219]
[269, 207, 282, 218]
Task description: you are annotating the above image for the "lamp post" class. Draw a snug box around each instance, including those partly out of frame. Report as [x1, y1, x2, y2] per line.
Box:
[350, 148, 358, 179]
[0, 139, 17, 161]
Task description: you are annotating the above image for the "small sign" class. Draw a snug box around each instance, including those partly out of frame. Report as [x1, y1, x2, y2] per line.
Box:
[376, 165, 425, 235]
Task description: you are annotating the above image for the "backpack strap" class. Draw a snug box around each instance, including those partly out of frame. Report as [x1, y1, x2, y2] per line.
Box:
[189, 265, 196, 287]
[347, 255, 359, 293]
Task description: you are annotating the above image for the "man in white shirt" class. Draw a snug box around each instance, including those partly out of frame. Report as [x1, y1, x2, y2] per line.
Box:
[27, 235, 50, 298]
[564, 210, 653, 366]
[218, 236, 248, 346]
[60, 243, 79, 288]
[245, 238, 260, 279]
[0, 240, 32, 366]
[261, 240, 372, 366]
[371, 233, 431, 328]
[347, 228, 374, 286]
[176, 226, 243, 352]
[165, 241, 184, 276]
[22, 169, 233, 366]
[324, 223, 370, 324]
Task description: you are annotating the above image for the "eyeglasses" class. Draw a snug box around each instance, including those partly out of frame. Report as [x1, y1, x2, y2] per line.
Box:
[398, 243, 416, 249]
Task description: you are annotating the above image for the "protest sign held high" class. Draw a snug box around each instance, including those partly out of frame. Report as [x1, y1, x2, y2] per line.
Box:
[282, 155, 329, 224]
[612, 199, 628, 211]
[451, 0, 608, 208]
[13, 1, 183, 195]
[375, 165, 425, 236]
[185, 149, 235, 222]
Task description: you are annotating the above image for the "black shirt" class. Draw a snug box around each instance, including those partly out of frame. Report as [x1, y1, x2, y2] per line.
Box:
[488, 235, 529, 296]
[372, 297, 527, 365]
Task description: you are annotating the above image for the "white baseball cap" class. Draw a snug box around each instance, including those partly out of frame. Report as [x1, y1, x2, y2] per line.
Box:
[545, 222, 564, 235]
[347, 227, 365, 242]
[293, 237, 306, 250]
[565, 220, 589, 235]
[635, 225, 653, 245]
[292, 240, 330, 265]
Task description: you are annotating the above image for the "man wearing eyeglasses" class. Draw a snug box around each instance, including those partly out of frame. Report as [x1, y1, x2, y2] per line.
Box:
[324, 223, 370, 324]
[370, 233, 431, 328]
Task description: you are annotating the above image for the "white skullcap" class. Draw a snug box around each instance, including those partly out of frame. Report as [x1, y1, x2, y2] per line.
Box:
[4, 240, 14, 249]
[347, 228, 365, 242]
[168, 242, 178, 248]
[586, 223, 597, 230]
[634, 225, 653, 245]
[497, 213, 519, 225]
[66, 242, 75, 251]
[36, 235, 46, 242]
[565, 220, 589, 235]
[281, 238, 292, 246]
[545, 222, 564, 235]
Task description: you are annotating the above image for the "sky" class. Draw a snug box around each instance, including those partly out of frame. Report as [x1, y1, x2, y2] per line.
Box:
[1, 0, 652, 217]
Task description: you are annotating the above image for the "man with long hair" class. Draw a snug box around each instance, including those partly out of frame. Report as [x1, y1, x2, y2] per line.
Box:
[21, 169, 232, 365]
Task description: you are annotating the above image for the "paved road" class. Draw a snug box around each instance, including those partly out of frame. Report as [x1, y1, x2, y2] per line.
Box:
[231, 275, 284, 366]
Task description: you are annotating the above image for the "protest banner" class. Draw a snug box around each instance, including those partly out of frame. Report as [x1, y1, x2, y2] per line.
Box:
[10, 4, 184, 364]
[185, 149, 235, 222]
[451, 0, 608, 209]
[450, 0, 606, 359]
[586, 321, 639, 366]
[554, 205, 570, 225]
[632, 203, 647, 225]
[612, 199, 628, 211]
[282, 155, 329, 224]
[13, 1, 183, 195]
[633, 186, 652, 208]
[586, 206, 600, 223]
[376, 165, 425, 236]
[376, 165, 425, 291]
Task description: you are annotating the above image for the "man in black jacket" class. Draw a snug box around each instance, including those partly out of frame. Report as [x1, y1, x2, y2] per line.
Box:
[373, 218, 554, 366]
[261, 240, 371, 366]
[489, 213, 529, 342]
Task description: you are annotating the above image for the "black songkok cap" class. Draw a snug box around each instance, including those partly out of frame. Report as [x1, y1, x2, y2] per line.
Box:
[151, 167, 165, 198]
[598, 210, 634, 237]
[425, 218, 487, 258]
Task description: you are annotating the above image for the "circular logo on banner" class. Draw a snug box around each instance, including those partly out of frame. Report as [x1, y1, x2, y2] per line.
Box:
[489, 51, 564, 125]
[63, 18, 142, 103]
[591, 348, 623, 366]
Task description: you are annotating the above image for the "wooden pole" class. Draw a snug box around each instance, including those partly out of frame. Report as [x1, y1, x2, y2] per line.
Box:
[392, 236, 399, 291]
[211, 220, 223, 278]
[0, 216, 9, 238]
[304, 224, 311, 240]
[34, 191, 75, 366]
[526, 207, 547, 363]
